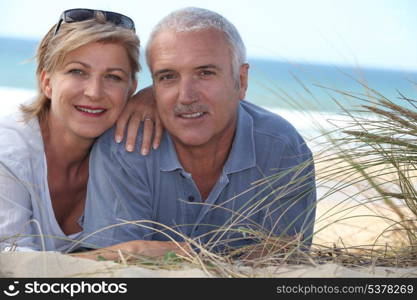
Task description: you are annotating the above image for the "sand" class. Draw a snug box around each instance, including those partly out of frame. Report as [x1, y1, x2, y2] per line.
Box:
[1, 251, 416, 278]
[313, 185, 413, 248]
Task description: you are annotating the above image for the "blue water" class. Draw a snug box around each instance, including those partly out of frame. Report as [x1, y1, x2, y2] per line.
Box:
[1, 36, 416, 113]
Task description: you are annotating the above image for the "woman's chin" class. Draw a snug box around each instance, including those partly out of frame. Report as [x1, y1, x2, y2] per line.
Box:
[75, 127, 109, 141]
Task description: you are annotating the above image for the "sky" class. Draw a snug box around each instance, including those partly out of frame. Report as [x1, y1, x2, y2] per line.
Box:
[1, 0, 416, 71]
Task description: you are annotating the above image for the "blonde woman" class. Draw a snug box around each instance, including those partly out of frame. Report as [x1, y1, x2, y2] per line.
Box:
[0, 9, 165, 254]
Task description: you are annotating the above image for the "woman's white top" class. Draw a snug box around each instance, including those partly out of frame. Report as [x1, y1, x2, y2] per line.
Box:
[0, 111, 83, 252]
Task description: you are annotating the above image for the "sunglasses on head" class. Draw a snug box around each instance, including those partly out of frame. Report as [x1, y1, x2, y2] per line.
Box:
[54, 8, 135, 36]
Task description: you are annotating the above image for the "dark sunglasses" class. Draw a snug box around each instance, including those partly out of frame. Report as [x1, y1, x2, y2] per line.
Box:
[54, 8, 135, 36]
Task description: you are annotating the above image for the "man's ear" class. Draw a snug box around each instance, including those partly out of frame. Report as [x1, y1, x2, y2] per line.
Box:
[238, 63, 249, 100]
[40, 70, 52, 99]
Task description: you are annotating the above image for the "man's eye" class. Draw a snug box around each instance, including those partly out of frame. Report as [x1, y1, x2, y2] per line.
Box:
[200, 70, 214, 76]
[160, 74, 173, 81]
[158, 74, 174, 81]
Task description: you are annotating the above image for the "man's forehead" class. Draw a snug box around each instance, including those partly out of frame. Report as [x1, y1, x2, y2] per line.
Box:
[153, 27, 226, 43]
[149, 29, 231, 71]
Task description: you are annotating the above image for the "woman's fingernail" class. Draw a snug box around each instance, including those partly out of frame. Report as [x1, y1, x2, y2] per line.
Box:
[126, 145, 134, 152]
[115, 136, 122, 143]
[141, 149, 148, 156]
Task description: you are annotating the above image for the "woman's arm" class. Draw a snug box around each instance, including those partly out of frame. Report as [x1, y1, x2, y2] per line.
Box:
[0, 163, 37, 251]
[114, 86, 163, 156]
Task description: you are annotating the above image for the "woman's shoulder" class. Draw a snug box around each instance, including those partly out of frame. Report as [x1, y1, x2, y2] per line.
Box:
[0, 110, 41, 138]
[0, 111, 44, 170]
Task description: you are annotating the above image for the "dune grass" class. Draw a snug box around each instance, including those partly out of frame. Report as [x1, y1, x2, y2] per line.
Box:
[307, 78, 417, 268]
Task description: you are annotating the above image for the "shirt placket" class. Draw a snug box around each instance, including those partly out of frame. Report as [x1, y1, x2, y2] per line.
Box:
[178, 170, 203, 237]
[190, 171, 230, 237]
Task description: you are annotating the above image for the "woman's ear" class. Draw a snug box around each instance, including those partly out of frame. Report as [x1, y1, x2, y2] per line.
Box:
[40, 70, 52, 99]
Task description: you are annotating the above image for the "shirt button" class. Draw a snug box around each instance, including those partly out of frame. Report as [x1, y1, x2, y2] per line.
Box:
[188, 195, 195, 202]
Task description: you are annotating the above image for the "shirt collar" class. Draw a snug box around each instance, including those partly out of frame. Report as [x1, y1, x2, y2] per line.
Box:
[160, 103, 256, 174]
[160, 133, 183, 172]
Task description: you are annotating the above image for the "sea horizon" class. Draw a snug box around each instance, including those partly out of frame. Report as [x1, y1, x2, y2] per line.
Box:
[1, 36, 417, 143]
[2, 36, 416, 103]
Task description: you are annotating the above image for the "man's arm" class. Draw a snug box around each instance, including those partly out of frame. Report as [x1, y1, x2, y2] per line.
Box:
[233, 141, 316, 261]
[263, 138, 316, 248]
[82, 129, 192, 260]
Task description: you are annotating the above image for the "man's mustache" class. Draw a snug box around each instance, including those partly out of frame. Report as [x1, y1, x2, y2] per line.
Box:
[173, 103, 209, 115]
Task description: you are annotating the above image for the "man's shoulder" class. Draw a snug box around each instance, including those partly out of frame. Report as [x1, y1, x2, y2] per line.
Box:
[94, 126, 138, 159]
[94, 126, 117, 150]
[240, 101, 313, 172]
[93, 125, 161, 166]
[240, 100, 304, 146]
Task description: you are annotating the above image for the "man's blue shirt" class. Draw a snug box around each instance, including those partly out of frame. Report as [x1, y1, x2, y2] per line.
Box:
[83, 101, 316, 252]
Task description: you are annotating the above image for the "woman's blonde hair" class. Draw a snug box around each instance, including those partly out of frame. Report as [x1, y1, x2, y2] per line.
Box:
[21, 12, 140, 121]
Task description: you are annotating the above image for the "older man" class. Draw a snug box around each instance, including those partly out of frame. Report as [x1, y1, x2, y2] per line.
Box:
[83, 7, 316, 256]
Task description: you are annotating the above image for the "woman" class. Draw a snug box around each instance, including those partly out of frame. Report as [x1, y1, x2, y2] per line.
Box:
[0, 9, 165, 254]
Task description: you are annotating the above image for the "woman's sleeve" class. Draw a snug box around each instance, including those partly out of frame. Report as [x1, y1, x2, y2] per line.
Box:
[0, 162, 37, 251]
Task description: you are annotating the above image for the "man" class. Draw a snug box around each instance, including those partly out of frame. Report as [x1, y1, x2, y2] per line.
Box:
[82, 7, 316, 256]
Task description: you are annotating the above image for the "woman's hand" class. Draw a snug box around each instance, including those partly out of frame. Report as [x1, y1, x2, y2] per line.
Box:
[114, 86, 163, 155]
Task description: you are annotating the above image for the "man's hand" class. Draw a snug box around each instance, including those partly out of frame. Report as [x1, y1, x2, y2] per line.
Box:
[114, 86, 163, 155]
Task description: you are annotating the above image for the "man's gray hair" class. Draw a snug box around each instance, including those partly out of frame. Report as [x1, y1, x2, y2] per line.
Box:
[146, 7, 247, 78]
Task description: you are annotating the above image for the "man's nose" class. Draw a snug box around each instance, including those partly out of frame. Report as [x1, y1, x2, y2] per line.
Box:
[84, 76, 104, 101]
[178, 77, 198, 104]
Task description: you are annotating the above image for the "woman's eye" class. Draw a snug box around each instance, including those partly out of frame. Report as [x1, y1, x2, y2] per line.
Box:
[68, 69, 85, 76]
[106, 74, 122, 81]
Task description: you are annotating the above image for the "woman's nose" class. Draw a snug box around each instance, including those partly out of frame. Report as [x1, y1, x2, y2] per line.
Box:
[84, 76, 104, 101]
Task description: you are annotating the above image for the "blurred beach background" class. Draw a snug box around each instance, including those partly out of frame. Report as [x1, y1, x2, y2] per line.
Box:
[1, 0, 417, 141]
[1, 0, 417, 275]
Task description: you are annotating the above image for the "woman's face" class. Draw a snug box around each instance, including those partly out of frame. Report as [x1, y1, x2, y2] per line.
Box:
[41, 42, 137, 141]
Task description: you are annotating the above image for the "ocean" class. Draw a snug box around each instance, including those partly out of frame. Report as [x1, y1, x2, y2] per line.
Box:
[1, 36, 416, 139]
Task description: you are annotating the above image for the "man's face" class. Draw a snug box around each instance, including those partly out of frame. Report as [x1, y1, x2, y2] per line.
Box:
[148, 28, 248, 149]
